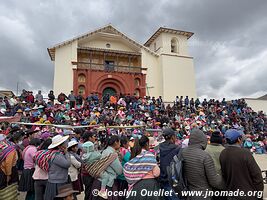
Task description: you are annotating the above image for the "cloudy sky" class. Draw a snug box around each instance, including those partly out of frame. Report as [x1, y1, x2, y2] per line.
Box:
[0, 0, 267, 100]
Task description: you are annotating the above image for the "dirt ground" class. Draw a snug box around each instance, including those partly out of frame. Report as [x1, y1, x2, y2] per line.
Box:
[18, 154, 267, 199]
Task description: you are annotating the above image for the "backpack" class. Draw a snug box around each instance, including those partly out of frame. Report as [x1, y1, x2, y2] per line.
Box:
[166, 150, 188, 199]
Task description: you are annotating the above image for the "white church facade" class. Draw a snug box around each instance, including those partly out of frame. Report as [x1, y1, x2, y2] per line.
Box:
[48, 24, 197, 101]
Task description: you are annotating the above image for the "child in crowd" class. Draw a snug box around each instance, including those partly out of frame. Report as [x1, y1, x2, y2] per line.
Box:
[82, 141, 113, 199]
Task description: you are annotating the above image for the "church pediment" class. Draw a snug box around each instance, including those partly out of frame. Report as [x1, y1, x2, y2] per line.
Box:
[48, 24, 158, 61]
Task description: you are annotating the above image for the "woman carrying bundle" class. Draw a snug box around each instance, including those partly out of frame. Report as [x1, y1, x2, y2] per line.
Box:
[39, 135, 71, 200]
[124, 135, 162, 200]
[87, 135, 123, 200]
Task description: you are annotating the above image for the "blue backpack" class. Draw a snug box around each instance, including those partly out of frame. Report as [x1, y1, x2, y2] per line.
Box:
[166, 150, 188, 199]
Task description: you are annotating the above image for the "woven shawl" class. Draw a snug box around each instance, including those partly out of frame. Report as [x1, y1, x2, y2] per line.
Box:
[123, 150, 157, 189]
[0, 140, 16, 164]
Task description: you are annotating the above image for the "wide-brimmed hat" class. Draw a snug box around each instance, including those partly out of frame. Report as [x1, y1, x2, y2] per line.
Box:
[55, 184, 78, 198]
[48, 135, 69, 149]
[0, 108, 6, 114]
[38, 105, 44, 109]
[24, 108, 31, 112]
[16, 109, 23, 113]
[67, 140, 78, 149]
[32, 105, 39, 110]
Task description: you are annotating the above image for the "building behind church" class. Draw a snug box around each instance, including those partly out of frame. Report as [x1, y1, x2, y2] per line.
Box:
[48, 24, 197, 101]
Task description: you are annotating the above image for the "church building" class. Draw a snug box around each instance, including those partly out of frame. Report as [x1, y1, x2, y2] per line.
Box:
[48, 24, 197, 101]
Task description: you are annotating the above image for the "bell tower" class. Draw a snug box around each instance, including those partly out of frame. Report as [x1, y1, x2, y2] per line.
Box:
[144, 27, 197, 100]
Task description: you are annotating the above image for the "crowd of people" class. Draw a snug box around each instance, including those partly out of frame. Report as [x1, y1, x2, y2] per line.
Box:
[0, 89, 266, 200]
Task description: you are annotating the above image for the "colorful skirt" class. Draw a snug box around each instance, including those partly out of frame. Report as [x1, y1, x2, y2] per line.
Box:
[18, 168, 35, 192]
[0, 167, 19, 200]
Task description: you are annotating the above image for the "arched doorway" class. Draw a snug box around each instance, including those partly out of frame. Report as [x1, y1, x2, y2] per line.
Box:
[103, 87, 116, 97]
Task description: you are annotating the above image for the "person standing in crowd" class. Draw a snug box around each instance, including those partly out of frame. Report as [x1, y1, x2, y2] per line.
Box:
[205, 131, 226, 200]
[36, 90, 43, 103]
[220, 129, 264, 200]
[68, 91, 76, 109]
[67, 140, 83, 200]
[44, 135, 71, 200]
[124, 135, 162, 200]
[205, 131, 225, 175]
[32, 139, 52, 200]
[159, 128, 180, 200]
[182, 129, 225, 200]
[0, 133, 19, 200]
[90, 135, 123, 200]
[81, 131, 97, 200]
[48, 90, 55, 104]
[27, 91, 35, 104]
[76, 91, 83, 107]
[19, 138, 42, 200]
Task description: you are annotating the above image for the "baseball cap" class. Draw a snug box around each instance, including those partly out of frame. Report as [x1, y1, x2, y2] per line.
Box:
[163, 128, 175, 137]
[225, 129, 243, 144]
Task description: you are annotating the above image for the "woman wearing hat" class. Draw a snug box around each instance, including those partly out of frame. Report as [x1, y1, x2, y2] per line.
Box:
[54, 184, 79, 200]
[43, 135, 71, 200]
[67, 140, 83, 200]
[18, 138, 42, 200]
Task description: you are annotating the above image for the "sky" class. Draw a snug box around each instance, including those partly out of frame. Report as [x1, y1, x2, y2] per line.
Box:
[0, 0, 267, 100]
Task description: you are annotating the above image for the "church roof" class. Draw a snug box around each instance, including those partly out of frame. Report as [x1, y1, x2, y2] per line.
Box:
[47, 24, 158, 61]
[144, 27, 194, 47]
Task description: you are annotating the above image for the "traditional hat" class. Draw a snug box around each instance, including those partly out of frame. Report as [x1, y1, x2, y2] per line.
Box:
[48, 135, 69, 149]
[0, 108, 6, 114]
[67, 140, 78, 149]
[24, 108, 31, 112]
[63, 130, 75, 136]
[16, 109, 23, 113]
[40, 132, 52, 140]
[55, 184, 78, 198]
[38, 105, 44, 109]
[32, 105, 39, 110]
[22, 101, 27, 104]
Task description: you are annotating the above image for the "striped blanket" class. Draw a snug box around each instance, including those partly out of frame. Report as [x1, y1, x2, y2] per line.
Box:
[35, 149, 62, 172]
[84, 153, 118, 178]
[123, 150, 157, 189]
[0, 140, 16, 164]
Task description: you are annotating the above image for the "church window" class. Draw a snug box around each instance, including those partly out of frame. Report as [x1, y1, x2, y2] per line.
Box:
[78, 74, 86, 82]
[171, 38, 178, 53]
